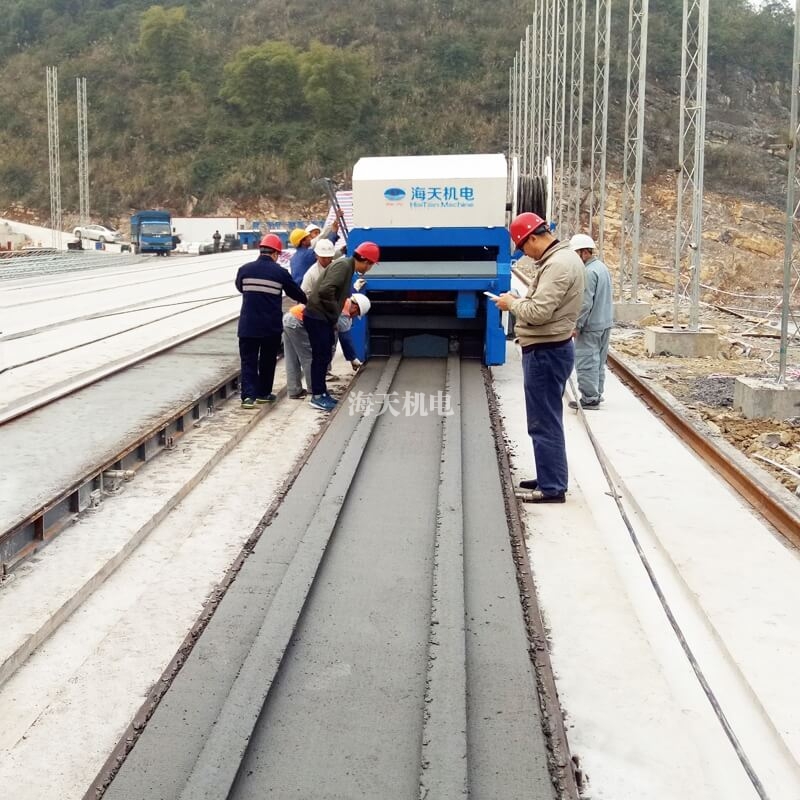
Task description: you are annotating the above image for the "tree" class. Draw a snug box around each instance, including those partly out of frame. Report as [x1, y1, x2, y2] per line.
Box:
[220, 42, 305, 120]
[138, 5, 192, 78]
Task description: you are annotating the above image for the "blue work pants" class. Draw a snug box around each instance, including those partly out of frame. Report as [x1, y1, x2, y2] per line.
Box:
[239, 334, 282, 400]
[575, 328, 611, 403]
[304, 313, 335, 396]
[522, 340, 575, 496]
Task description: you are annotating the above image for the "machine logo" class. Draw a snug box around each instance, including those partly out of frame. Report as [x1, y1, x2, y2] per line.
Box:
[383, 187, 407, 202]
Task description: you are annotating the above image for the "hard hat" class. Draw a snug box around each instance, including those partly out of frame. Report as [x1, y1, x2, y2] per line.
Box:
[305, 222, 322, 235]
[354, 241, 380, 264]
[314, 238, 336, 257]
[509, 212, 547, 248]
[350, 292, 371, 316]
[289, 228, 308, 248]
[259, 233, 283, 252]
[570, 233, 596, 251]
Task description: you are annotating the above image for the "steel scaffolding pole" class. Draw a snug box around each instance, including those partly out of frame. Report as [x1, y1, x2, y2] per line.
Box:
[619, 0, 649, 302]
[671, 0, 709, 330]
[589, 0, 611, 257]
[779, 0, 800, 383]
[46, 66, 62, 250]
[543, 0, 555, 184]
[555, 0, 569, 230]
[529, 9, 538, 171]
[522, 25, 531, 175]
[567, 0, 587, 231]
[77, 77, 89, 227]
[536, 0, 546, 167]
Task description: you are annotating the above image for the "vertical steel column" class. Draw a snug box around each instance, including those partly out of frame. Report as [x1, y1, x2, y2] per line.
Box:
[542, 0, 555, 183]
[529, 9, 539, 172]
[779, 0, 800, 383]
[522, 27, 531, 175]
[77, 77, 89, 227]
[568, 0, 587, 231]
[672, 0, 710, 330]
[589, 0, 611, 256]
[555, 0, 569, 230]
[619, 0, 649, 302]
[536, 0, 546, 167]
[46, 66, 62, 250]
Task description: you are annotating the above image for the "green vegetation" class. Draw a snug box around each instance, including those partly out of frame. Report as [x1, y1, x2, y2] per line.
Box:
[0, 0, 794, 218]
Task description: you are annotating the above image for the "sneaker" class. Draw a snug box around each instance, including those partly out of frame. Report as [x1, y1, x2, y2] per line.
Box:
[309, 394, 337, 412]
[568, 399, 600, 410]
[255, 394, 277, 404]
[241, 397, 256, 409]
[289, 389, 308, 399]
[322, 392, 338, 405]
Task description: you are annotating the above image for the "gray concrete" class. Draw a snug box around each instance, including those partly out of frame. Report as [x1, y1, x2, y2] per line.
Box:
[644, 325, 719, 357]
[734, 376, 800, 420]
[614, 300, 652, 324]
[104, 358, 556, 800]
[0, 324, 240, 537]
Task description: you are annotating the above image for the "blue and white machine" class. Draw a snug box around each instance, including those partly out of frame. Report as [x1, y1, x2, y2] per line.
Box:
[346, 154, 511, 365]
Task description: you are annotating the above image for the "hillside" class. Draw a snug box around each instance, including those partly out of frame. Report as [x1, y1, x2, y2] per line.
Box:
[0, 0, 795, 222]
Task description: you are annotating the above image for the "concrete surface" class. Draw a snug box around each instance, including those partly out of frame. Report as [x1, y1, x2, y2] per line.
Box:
[614, 301, 652, 324]
[734, 376, 800, 420]
[644, 325, 719, 357]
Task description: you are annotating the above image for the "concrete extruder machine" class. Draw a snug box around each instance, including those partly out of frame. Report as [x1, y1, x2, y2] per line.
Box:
[345, 153, 513, 366]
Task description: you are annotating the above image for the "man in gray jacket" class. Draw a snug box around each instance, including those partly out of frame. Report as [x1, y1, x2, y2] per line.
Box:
[493, 213, 585, 503]
[568, 234, 613, 410]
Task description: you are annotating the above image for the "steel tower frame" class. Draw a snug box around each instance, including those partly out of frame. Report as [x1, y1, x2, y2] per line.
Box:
[671, 0, 710, 330]
[77, 77, 89, 227]
[588, 0, 611, 256]
[46, 66, 62, 249]
[567, 0, 587, 231]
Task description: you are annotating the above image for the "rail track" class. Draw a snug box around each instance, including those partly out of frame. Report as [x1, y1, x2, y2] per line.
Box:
[89, 355, 575, 800]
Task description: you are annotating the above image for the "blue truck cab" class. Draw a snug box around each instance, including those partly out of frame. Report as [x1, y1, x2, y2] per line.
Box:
[131, 210, 173, 256]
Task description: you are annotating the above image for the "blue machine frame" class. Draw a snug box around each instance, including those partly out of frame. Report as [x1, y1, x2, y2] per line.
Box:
[347, 226, 511, 365]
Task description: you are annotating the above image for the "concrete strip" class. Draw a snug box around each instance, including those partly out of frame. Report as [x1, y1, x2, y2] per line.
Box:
[418, 354, 468, 799]
[176, 356, 402, 800]
[0, 378, 284, 689]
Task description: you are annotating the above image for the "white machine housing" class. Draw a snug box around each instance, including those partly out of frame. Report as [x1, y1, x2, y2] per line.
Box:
[352, 153, 508, 229]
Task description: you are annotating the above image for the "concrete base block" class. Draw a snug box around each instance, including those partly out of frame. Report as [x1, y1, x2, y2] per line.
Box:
[734, 377, 800, 420]
[614, 301, 652, 324]
[644, 326, 719, 357]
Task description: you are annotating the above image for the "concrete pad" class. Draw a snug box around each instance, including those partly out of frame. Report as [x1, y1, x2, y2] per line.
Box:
[644, 325, 719, 357]
[614, 301, 652, 324]
[734, 376, 800, 420]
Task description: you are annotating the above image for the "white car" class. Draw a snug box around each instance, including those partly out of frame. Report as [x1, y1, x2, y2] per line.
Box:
[72, 224, 123, 243]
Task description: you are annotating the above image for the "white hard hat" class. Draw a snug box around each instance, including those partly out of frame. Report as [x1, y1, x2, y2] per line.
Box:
[350, 293, 371, 316]
[314, 238, 336, 257]
[305, 222, 322, 234]
[570, 233, 596, 251]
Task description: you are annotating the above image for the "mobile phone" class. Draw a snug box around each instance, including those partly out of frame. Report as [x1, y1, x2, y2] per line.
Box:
[483, 291, 500, 299]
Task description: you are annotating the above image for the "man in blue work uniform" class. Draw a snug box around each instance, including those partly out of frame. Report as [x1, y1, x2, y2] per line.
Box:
[235, 233, 306, 408]
[491, 213, 584, 503]
[568, 234, 613, 410]
[289, 219, 341, 284]
[304, 241, 380, 411]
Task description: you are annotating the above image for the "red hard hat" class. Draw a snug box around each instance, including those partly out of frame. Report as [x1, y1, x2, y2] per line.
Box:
[354, 241, 380, 264]
[509, 212, 546, 248]
[259, 233, 283, 252]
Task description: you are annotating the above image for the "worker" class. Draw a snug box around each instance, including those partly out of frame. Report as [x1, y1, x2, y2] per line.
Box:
[235, 233, 307, 409]
[212, 230, 222, 253]
[304, 241, 380, 411]
[282, 294, 371, 399]
[569, 233, 613, 410]
[490, 213, 584, 503]
[301, 238, 336, 294]
[289, 218, 341, 284]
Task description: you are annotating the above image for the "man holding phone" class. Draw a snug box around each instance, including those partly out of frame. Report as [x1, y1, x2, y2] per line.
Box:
[490, 213, 584, 503]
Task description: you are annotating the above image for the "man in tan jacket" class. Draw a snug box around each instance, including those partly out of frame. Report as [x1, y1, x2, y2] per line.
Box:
[492, 213, 585, 503]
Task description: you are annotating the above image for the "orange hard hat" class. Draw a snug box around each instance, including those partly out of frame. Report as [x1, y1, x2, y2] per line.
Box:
[354, 241, 380, 264]
[259, 233, 283, 252]
[509, 212, 547, 248]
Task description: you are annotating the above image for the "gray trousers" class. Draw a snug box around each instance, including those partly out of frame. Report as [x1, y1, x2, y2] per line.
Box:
[575, 327, 611, 403]
[282, 317, 313, 395]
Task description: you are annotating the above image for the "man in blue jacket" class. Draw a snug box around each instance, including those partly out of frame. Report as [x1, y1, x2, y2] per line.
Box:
[235, 234, 306, 408]
[568, 234, 613, 410]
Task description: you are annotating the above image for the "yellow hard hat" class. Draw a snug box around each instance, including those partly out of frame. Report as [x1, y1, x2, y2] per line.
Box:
[289, 228, 308, 248]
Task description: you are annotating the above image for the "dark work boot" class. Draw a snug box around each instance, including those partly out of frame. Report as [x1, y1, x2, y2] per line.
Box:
[519, 479, 539, 490]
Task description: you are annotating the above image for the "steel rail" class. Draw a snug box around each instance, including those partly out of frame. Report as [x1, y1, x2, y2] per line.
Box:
[511, 267, 800, 547]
